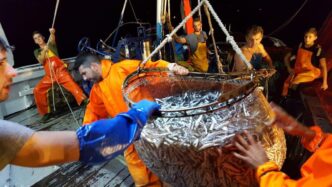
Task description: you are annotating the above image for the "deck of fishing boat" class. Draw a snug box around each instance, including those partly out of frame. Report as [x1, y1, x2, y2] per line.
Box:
[2, 106, 134, 187]
[280, 73, 332, 179]
[300, 75, 332, 131]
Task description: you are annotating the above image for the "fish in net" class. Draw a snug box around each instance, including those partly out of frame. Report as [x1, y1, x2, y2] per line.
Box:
[123, 69, 286, 186]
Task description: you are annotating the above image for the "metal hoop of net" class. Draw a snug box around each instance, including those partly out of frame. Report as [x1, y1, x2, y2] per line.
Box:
[123, 68, 260, 118]
[122, 69, 286, 186]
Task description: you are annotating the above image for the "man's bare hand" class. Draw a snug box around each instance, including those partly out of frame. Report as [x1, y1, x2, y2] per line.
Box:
[168, 63, 189, 75]
[321, 82, 328, 90]
[42, 45, 49, 51]
[231, 131, 269, 168]
[49, 28, 56, 34]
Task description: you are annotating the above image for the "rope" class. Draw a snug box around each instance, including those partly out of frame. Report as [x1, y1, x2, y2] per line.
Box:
[165, 0, 177, 63]
[265, 77, 269, 100]
[43, 44, 80, 127]
[38, 0, 80, 127]
[163, 0, 167, 19]
[51, 0, 60, 28]
[128, 0, 140, 24]
[141, 0, 250, 71]
[48, 59, 81, 128]
[198, 0, 202, 20]
[203, 4, 223, 73]
[168, 0, 171, 18]
[45, 52, 56, 112]
[140, 0, 206, 67]
[269, 0, 309, 36]
[204, 0, 252, 70]
[48, 0, 60, 111]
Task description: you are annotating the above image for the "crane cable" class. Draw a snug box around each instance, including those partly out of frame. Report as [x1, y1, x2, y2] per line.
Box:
[269, 0, 309, 36]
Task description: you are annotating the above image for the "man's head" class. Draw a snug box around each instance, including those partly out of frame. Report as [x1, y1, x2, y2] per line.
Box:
[245, 25, 264, 48]
[32, 31, 46, 46]
[304, 27, 318, 46]
[193, 18, 202, 33]
[0, 37, 17, 101]
[75, 52, 103, 83]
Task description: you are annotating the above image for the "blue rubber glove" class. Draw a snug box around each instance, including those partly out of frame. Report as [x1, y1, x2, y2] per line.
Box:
[126, 99, 161, 126]
[77, 100, 160, 164]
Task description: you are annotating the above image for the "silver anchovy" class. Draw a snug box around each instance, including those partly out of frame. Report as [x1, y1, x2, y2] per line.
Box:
[135, 87, 286, 187]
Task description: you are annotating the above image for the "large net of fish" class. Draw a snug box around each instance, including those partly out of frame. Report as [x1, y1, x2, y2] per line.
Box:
[123, 69, 286, 187]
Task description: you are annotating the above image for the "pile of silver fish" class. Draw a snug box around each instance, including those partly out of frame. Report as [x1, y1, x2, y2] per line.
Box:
[135, 89, 286, 187]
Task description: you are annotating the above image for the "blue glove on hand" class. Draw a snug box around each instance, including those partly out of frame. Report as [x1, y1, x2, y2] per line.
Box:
[126, 99, 161, 126]
[77, 100, 160, 164]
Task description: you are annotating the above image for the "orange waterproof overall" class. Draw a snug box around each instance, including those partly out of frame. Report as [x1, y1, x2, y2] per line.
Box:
[34, 55, 86, 115]
[256, 126, 332, 187]
[190, 41, 209, 72]
[282, 47, 321, 96]
[83, 59, 169, 187]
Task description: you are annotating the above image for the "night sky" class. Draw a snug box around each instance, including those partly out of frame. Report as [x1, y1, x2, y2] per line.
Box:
[0, 0, 331, 67]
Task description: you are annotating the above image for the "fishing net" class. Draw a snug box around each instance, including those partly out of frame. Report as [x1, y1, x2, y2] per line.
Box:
[122, 68, 286, 187]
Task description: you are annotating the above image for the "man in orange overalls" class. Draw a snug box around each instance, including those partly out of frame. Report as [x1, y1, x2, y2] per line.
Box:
[0, 35, 160, 173]
[74, 52, 188, 187]
[32, 28, 87, 122]
[229, 103, 332, 187]
[282, 27, 328, 96]
[168, 18, 209, 72]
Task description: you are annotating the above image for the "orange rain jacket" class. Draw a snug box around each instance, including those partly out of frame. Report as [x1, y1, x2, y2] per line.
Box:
[256, 126, 332, 187]
[83, 59, 169, 187]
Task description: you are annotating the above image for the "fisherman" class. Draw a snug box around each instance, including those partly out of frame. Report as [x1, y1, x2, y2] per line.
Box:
[233, 25, 274, 72]
[32, 28, 88, 122]
[229, 103, 332, 186]
[167, 17, 209, 72]
[74, 52, 189, 187]
[0, 37, 160, 169]
[282, 27, 328, 96]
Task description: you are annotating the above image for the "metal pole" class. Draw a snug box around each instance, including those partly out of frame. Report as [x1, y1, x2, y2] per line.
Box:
[141, 0, 207, 67]
[112, 0, 129, 47]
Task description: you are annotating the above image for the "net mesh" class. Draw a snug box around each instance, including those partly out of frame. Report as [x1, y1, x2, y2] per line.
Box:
[122, 69, 286, 186]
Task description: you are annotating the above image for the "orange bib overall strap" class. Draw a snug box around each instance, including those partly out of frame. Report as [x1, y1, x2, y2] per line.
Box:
[282, 47, 321, 96]
[190, 42, 209, 72]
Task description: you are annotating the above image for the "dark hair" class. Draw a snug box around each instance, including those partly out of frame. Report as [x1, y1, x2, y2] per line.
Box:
[305, 27, 318, 36]
[246, 25, 264, 37]
[74, 52, 101, 70]
[193, 17, 201, 23]
[32, 30, 43, 37]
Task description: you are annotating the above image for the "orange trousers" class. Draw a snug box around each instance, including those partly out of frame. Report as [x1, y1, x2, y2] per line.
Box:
[34, 57, 86, 115]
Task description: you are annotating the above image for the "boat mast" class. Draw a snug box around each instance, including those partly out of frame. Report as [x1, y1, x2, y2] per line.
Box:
[156, 0, 163, 44]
